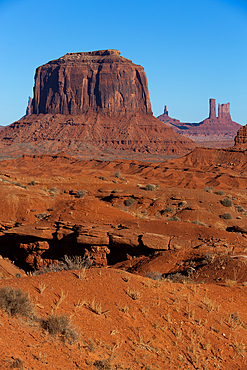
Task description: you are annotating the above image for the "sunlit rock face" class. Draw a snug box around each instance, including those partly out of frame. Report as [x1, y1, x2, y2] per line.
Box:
[31, 50, 152, 117]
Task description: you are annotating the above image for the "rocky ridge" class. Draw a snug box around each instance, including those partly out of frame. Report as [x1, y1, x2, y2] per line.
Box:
[158, 99, 241, 148]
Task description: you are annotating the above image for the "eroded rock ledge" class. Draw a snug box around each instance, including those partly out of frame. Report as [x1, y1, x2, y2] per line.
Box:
[0, 220, 242, 271]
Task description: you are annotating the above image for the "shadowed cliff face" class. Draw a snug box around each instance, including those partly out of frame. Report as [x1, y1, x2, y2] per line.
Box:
[32, 50, 152, 117]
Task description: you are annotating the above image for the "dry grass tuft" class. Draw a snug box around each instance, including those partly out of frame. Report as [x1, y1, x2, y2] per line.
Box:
[41, 313, 78, 342]
[225, 279, 237, 287]
[126, 288, 141, 300]
[0, 286, 35, 318]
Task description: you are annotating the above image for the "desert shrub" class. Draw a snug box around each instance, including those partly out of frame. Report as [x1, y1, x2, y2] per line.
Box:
[10, 358, 25, 369]
[61, 254, 92, 270]
[94, 359, 112, 370]
[225, 279, 237, 287]
[220, 213, 233, 220]
[35, 212, 49, 220]
[124, 197, 136, 207]
[203, 186, 213, 193]
[42, 314, 78, 342]
[33, 254, 92, 275]
[220, 198, 233, 207]
[99, 176, 106, 181]
[113, 171, 122, 179]
[0, 286, 35, 318]
[28, 180, 36, 186]
[168, 216, 181, 222]
[146, 271, 163, 281]
[192, 220, 207, 226]
[49, 187, 57, 192]
[201, 253, 216, 265]
[145, 184, 157, 191]
[164, 272, 191, 283]
[236, 205, 245, 213]
[215, 190, 224, 195]
[75, 190, 87, 198]
[126, 288, 141, 300]
[160, 206, 174, 215]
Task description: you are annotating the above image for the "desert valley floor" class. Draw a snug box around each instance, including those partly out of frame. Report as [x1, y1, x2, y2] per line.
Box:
[0, 146, 247, 369]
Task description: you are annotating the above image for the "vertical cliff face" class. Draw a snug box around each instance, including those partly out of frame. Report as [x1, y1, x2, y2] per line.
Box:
[209, 98, 216, 119]
[31, 50, 152, 117]
[234, 126, 247, 146]
[218, 103, 231, 120]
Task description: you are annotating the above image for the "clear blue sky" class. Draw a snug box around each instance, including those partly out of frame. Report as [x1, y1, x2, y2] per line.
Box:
[0, 0, 247, 126]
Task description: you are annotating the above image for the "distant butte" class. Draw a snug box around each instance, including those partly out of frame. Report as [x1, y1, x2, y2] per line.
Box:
[0, 50, 196, 159]
[158, 99, 241, 148]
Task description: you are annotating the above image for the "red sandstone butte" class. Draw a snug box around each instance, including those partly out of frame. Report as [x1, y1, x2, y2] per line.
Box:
[158, 99, 241, 148]
[0, 50, 195, 158]
[234, 124, 247, 147]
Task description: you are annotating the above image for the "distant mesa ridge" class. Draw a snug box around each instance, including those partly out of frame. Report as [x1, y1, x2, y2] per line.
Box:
[158, 99, 241, 147]
[0, 50, 196, 157]
[209, 98, 231, 121]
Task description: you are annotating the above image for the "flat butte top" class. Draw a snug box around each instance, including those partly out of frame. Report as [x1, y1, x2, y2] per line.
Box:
[47, 49, 134, 65]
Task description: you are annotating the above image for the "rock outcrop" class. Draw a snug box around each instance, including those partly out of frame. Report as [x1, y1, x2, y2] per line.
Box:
[158, 99, 241, 148]
[0, 50, 196, 158]
[25, 97, 32, 116]
[234, 125, 247, 147]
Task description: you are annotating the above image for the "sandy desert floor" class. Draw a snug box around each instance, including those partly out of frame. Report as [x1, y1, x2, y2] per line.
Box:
[0, 147, 247, 369]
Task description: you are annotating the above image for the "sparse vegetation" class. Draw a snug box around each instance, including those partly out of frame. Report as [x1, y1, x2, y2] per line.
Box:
[41, 313, 78, 342]
[0, 286, 35, 318]
[75, 190, 87, 198]
[146, 271, 163, 281]
[160, 206, 174, 215]
[220, 198, 233, 207]
[87, 298, 109, 315]
[220, 212, 233, 220]
[10, 358, 25, 369]
[192, 220, 207, 226]
[215, 190, 224, 195]
[144, 184, 157, 191]
[37, 282, 46, 294]
[225, 279, 237, 287]
[124, 197, 136, 207]
[35, 212, 49, 220]
[168, 216, 181, 222]
[203, 186, 213, 193]
[236, 205, 245, 213]
[94, 358, 112, 370]
[164, 272, 191, 283]
[126, 287, 141, 300]
[28, 180, 36, 186]
[114, 171, 123, 179]
[33, 254, 92, 275]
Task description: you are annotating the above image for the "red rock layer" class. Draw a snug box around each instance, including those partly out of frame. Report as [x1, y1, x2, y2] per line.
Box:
[234, 125, 247, 147]
[31, 50, 152, 117]
[0, 112, 196, 156]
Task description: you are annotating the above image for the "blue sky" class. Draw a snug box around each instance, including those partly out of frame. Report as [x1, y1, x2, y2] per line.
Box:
[0, 0, 246, 126]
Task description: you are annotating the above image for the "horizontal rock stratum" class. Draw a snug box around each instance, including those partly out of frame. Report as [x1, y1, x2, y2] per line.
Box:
[0, 50, 196, 157]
